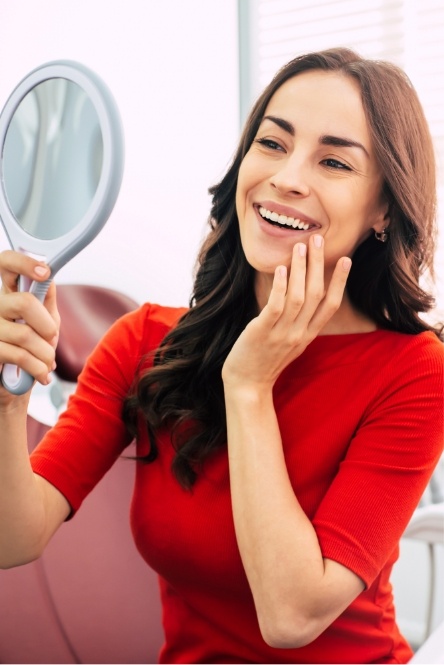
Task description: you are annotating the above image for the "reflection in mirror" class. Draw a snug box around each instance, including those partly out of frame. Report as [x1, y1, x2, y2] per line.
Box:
[3, 78, 103, 240]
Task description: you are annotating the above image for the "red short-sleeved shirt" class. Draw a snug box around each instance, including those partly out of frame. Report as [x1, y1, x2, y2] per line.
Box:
[31, 303, 443, 664]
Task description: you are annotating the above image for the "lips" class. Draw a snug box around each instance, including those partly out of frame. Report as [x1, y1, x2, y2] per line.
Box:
[254, 202, 321, 232]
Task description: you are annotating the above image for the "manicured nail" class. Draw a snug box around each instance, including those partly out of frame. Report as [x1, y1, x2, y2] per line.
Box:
[298, 243, 307, 257]
[342, 257, 352, 271]
[313, 234, 323, 248]
[34, 265, 49, 277]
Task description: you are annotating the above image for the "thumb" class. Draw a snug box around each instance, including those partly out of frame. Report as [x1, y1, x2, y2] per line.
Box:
[43, 282, 61, 333]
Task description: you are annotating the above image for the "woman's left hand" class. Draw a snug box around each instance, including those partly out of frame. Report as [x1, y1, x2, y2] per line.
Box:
[222, 235, 351, 391]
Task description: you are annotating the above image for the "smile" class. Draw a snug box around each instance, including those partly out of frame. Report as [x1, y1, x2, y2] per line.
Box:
[257, 206, 316, 231]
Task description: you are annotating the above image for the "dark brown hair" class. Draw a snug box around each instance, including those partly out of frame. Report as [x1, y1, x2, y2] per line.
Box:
[123, 47, 441, 488]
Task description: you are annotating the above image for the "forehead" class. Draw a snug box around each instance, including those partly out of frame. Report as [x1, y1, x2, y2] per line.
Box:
[264, 70, 372, 146]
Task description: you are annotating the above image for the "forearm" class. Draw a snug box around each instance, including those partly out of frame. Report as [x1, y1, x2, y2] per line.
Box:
[0, 399, 48, 567]
[224, 385, 345, 647]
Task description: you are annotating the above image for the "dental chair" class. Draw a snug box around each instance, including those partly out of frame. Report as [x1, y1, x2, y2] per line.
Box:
[0, 285, 164, 664]
[405, 501, 444, 664]
[410, 620, 444, 664]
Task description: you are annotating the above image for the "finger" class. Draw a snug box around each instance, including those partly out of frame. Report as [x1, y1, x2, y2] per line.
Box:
[0, 317, 56, 369]
[308, 256, 352, 333]
[0, 250, 50, 293]
[0, 291, 59, 343]
[280, 243, 307, 322]
[0, 339, 54, 386]
[300, 234, 325, 322]
[259, 265, 288, 327]
[43, 282, 61, 336]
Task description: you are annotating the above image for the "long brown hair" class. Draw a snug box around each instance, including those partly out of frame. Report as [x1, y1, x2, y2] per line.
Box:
[123, 47, 441, 488]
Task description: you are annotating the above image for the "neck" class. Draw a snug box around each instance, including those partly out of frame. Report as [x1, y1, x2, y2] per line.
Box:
[320, 295, 377, 334]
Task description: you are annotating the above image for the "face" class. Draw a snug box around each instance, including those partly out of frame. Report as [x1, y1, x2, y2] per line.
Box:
[235, 70, 388, 287]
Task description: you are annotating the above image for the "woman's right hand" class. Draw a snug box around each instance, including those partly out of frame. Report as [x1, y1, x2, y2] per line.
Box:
[0, 250, 60, 401]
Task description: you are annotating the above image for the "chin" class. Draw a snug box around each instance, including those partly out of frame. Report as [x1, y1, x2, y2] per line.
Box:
[246, 257, 282, 276]
[242, 245, 292, 274]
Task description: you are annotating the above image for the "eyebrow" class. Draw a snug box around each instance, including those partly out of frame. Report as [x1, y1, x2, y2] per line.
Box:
[262, 115, 370, 158]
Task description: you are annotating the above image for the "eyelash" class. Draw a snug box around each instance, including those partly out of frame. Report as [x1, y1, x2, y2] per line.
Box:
[255, 138, 283, 151]
[322, 158, 351, 171]
[255, 139, 353, 171]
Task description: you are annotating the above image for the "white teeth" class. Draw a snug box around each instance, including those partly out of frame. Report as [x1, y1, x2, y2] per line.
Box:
[258, 206, 312, 230]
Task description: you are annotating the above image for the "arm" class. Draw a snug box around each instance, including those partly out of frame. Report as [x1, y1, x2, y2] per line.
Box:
[224, 388, 364, 648]
[222, 236, 363, 648]
[0, 251, 70, 568]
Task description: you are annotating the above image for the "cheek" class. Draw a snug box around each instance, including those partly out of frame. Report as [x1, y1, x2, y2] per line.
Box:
[328, 181, 381, 230]
[348, 178, 384, 219]
[235, 186, 245, 226]
[323, 189, 377, 258]
[235, 159, 257, 220]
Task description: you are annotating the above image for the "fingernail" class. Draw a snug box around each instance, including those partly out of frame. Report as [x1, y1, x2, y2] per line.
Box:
[342, 257, 352, 271]
[45, 374, 52, 385]
[51, 361, 57, 371]
[278, 265, 287, 278]
[313, 234, 323, 248]
[298, 243, 307, 257]
[34, 265, 49, 277]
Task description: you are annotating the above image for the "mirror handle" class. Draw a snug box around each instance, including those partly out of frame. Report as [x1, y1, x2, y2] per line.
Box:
[1, 277, 53, 395]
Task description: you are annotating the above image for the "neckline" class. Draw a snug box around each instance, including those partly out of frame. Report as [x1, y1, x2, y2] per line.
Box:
[316, 328, 383, 339]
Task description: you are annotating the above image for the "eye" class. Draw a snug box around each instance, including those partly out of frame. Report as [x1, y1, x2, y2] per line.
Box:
[322, 158, 352, 171]
[255, 138, 284, 151]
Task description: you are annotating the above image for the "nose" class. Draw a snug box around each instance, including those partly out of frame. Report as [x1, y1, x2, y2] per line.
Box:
[269, 155, 310, 197]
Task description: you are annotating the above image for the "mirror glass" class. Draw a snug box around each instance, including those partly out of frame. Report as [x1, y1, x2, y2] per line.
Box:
[2, 78, 103, 240]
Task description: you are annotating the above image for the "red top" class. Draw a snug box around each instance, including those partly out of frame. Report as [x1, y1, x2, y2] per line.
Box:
[31, 303, 443, 664]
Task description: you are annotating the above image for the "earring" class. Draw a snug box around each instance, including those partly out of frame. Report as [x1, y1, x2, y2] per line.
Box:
[375, 228, 389, 243]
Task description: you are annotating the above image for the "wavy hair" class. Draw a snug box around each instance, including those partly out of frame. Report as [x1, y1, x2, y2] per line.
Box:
[123, 47, 441, 488]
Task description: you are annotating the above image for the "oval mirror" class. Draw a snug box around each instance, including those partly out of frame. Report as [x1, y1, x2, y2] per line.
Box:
[3, 78, 104, 240]
[0, 60, 124, 394]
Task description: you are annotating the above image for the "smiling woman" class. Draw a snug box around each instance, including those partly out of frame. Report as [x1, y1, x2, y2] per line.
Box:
[0, 48, 443, 665]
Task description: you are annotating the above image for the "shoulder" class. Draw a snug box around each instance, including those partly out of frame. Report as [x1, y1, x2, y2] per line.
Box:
[300, 329, 442, 379]
[380, 328, 443, 356]
[376, 329, 443, 380]
[80, 302, 188, 390]
[104, 302, 189, 352]
[299, 329, 442, 419]
[348, 330, 444, 405]
[358, 331, 443, 444]
[347, 328, 440, 365]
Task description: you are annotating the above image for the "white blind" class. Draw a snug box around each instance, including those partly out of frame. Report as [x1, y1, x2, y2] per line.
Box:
[256, 1, 405, 87]
[241, 0, 444, 314]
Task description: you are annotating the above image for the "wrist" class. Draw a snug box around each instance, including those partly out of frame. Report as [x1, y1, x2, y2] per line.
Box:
[0, 391, 30, 417]
[223, 380, 274, 406]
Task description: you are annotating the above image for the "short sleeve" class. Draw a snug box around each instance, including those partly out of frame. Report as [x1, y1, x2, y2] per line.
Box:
[312, 333, 443, 587]
[30, 302, 176, 514]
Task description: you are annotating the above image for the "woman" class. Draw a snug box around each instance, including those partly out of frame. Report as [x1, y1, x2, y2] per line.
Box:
[0, 48, 442, 664]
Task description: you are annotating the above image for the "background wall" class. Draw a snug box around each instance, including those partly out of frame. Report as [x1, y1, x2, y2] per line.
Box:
[0, 0, 240, 307]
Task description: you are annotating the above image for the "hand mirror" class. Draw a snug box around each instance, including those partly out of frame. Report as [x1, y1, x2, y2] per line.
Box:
[0, 60, 124, 394]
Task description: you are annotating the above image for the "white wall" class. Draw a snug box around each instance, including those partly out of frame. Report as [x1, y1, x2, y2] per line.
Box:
[0, 0, 240, 307]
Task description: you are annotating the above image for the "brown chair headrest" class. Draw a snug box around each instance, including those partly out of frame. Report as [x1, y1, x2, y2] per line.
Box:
[55, 284, 138, 382]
